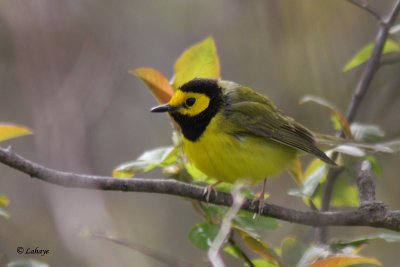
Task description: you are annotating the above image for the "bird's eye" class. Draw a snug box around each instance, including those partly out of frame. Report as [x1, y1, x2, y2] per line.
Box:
[185, 97, 196, 107]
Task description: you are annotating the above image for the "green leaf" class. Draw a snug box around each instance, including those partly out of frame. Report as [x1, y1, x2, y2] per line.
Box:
[112, 146, 178, 178]
[312, 175, 359, 209]
[343, 39, 400, 72]
[300, 95, 352, 138]
[216, 183, 255, 199]
[198, 203, 227, 222]
[350, 123, 385, 142]
[246, 259, 278, 267]
[223, 245, 243, 259]
[330, 116, 342, 131]
[281, 237, 307, 267]
[331, 233, 400, 251]
[234, 227, 282, 265]
[364, 156, 382, 176]
[0, 124, 33, 143]
[131, 67, 174, 103]
[330, 178, 359, 208]
[7, 260, 49, 267]
[288, 159, 327, 198]
[188, 223, 220, 250]
[172, 36, 220, 89]
[234, 211, 279, 231]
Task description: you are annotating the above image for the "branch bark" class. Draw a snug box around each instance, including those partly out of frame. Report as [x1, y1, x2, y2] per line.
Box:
[1, 147, 400, 231]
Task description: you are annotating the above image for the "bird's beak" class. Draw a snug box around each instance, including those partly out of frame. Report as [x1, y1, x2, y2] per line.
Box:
[151, 103, 181, 113]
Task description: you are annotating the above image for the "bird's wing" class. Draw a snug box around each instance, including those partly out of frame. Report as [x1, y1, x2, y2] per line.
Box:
[222, 87, 336, 165]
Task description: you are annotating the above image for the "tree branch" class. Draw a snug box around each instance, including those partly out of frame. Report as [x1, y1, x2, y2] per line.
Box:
[357, 160, 376, 205]
[345, 0, 400, 123]
[315, 0, 400, 243]
[1, 147, 400, 231]
[347, 0, 382, 22]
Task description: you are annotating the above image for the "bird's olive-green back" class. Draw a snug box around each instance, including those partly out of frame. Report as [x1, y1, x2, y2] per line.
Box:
[220, 83, 335, 165]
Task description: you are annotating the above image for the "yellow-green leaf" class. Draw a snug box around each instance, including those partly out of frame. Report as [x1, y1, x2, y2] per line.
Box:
[288, 159, 327, 199]
[248, 259, 279, 267]
[131, 67, 174, 103]
[309, 255, 381, 267]
[289, 158, 304, 184]
[0, 195, 9, 208]
[172, 36, 220, 89]
[343, 39, 400, 72]
[0, 124, 32, 143]
[234, 227, 282, 265]
[300, 96, 352, 139]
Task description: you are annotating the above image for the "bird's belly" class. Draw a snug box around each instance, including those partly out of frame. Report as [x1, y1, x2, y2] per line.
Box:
[182, 131, 298, 184]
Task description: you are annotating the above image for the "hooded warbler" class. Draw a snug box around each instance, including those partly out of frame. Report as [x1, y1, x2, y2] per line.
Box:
[151, 78, 336, 203]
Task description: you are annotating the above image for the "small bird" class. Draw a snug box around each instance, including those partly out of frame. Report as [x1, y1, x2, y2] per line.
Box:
[151, 78, 335, 208]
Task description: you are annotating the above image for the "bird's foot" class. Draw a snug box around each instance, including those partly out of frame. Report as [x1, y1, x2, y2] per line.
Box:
[252, 193, 266, 215]
[202, 181, 221, 202]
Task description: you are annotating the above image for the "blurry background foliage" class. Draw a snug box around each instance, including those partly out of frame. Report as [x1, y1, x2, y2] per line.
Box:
[0, 1, 400, 266]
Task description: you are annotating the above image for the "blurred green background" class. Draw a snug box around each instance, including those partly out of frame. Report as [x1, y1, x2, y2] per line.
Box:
[0, 0, 399, 266]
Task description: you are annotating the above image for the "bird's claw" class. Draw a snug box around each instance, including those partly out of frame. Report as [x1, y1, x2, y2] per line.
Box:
[252, 193, 266, 215]
[202, 184, 218, 202]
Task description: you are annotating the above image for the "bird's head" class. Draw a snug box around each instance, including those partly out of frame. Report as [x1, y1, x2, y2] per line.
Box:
[151, 78, 222, 117]
[151, 78, 225, 141]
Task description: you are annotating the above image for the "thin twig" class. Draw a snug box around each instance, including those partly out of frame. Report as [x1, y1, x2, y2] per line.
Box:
[228, 233, 255, 267]
[1, 147, 400, 231]
[347, 0, 382, 22]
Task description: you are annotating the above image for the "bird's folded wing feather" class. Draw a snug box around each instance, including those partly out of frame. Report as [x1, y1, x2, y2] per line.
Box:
[223, 88, 335, 165]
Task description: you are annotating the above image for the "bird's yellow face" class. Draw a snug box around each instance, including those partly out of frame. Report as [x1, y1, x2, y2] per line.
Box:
[168, 90, 211, 117]
[151, 78, 223, 141]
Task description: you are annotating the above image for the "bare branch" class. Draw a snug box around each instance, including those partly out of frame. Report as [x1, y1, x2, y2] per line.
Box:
[357, 160, 376, 205]
[315, 0, 400, 243]
[381, 54, 400, 66]
[345, 0, 400, 123]
[316, 166, 344, 244]
[228, 233, 255, 267]
[347, 0, 382, 22]
[1, 147, 400, 231]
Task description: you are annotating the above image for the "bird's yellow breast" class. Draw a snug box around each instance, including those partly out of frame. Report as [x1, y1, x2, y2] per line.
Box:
[182, 114, 298, 184]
